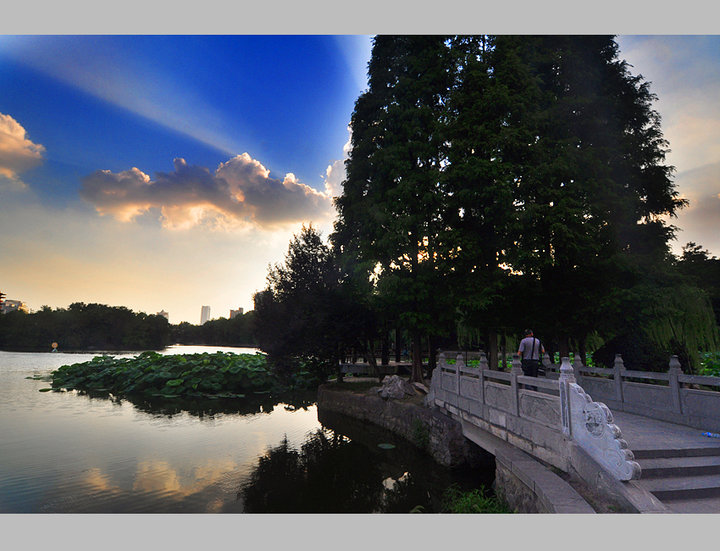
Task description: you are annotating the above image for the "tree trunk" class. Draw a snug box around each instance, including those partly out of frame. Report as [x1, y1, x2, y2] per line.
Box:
[488, 331, 498, 371]
[364, 339, 381, 382]
[381, 322, 390, 366]
[427, 336, 437, 378]
[579, 337, 587, 366]
[410, 332, 424, 384]
[558, 335, 570, 358]
[500, 333, 507, 371]
[394, 326, 402, 363]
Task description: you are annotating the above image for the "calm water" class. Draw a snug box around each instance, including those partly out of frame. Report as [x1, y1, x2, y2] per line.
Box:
[0, 345, 490, 513]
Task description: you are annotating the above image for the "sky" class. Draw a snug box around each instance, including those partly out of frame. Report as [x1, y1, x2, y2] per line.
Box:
[1, 34, 719, 324]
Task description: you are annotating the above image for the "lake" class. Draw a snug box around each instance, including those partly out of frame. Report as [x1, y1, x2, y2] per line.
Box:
[0, 345, 490, 513]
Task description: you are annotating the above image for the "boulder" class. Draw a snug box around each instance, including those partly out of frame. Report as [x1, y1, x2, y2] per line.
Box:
[377, 375, 417, 400]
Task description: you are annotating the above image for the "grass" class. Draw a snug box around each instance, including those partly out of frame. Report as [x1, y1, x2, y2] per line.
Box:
[442, 484, 514, 514]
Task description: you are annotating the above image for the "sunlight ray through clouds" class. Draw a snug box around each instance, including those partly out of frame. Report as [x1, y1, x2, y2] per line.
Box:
[0, 36, 242, 157]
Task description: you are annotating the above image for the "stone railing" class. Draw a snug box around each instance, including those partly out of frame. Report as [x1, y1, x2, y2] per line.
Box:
[427, 351, 640, 481]
[546, 354, 720, 433]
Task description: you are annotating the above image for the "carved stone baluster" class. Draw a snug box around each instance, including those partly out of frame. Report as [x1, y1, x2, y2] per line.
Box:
[572, 354, 583, 383]
[559, 357, 575, 436]
[542, 352, 551, 376]
[613, 354, 625, 405]
[510, 353, 522, 416]
[668, 355, 684, 415]
[455, 353, 464, 396]
[510, 353, 523, 376]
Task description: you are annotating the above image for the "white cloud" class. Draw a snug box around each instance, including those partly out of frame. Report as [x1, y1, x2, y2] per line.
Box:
[80, 153, 335, 230]
[0, 112, 45, 188]
[668, 162, 720, 255]
[323, 125, 351, 197]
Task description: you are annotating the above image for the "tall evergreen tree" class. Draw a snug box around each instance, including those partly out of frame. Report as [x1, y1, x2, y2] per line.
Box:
[333, 36, 454, 383]
[493, 36, 686, 357]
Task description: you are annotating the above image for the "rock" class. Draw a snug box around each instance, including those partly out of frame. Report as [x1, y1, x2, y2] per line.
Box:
[412, 382, 429, 395]
[377, 375, 416, 400]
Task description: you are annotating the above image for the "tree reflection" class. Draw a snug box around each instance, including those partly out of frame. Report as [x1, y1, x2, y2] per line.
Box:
[80, 389, 317, 419]
[241, 430, 384, 512]
[239, 421, 489, 513]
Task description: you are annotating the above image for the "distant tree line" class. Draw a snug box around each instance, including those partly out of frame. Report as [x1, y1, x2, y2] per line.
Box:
[253, 35, 720, 381]
[0, 302, 257, 352]
[0, 302, 172, 351]
[172, 312, 256, 347]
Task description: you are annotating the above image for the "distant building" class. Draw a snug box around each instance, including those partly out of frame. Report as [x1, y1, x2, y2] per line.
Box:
[229, 307, 244, 319]
[157, 310, 169, 320]
[200, 305, 211, 325]
[1, 299, 28, 314]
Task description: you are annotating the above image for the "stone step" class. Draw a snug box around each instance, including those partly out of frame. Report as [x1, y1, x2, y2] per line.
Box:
[636, 473, 720, 501]
[665, 495, 720, 513]
[637, 455, 720, 478]
[632, 445, 720, 460]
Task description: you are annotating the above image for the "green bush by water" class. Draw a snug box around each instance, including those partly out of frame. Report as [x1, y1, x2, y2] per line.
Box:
[700, 352, 720, 377]
[50, 351, 319, 399]
[442, 484, 514, 514]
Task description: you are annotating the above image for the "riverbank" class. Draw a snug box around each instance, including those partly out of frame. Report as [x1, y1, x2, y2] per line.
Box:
[318, 381, 490, 468]
[317, 381, 606, 513]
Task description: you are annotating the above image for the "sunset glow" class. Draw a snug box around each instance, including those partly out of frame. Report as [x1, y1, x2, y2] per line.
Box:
[1, 34, 719, 324]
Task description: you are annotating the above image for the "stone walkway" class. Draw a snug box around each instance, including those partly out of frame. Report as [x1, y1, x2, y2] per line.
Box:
[613, 411, 720, 513]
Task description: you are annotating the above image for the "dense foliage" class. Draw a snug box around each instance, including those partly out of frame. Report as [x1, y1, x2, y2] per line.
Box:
[0, 302, 171, 352]
[253, 225, 362, 380]
[49, 351, 319, 399]
[441, 484, 513, 513]
[0, 302, 257, 353]
[172, 312, 256, 347]
[328, 35, 717, 375]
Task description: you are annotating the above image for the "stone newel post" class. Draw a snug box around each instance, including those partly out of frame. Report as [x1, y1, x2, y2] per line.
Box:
[668, 355, 683, 415]
[455, 353, 464, 394]
[559, 357, 575, 436]
[510, 353, 523, 376]
[510, 353, 522, 416]
[572, 354, 583, 381]
[613, 354, 625, 404]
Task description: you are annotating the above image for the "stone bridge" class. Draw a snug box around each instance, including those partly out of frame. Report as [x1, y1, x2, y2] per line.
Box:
[427, 351, 720, 513]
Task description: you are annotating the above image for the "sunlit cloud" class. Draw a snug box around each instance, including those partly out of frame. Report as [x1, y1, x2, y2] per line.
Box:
[80, 153, 335, 230]
[323, 126, 352, 198]
[670, 162, 720, 254]
[0, 112, 45, 188]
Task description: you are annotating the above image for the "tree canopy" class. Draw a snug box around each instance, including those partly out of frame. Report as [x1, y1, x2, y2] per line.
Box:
[257, 35, 717, 379]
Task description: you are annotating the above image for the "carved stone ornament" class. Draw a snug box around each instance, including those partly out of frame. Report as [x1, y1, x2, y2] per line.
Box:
[567, 382, 641, 481]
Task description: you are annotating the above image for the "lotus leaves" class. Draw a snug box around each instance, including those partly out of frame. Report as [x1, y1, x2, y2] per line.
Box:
[49, 351, 313, 400]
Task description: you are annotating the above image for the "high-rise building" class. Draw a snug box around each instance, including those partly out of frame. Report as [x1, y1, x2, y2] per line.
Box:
[229, 307, 244, 319]
[1, 299, 28, 314]
[200, 305, 211, 325]
[157, 310, 169, 320]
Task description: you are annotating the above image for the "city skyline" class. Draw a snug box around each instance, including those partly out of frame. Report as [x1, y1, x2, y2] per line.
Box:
[2, 34, 720, 323]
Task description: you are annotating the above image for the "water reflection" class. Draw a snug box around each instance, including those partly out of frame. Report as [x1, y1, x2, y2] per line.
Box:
[1, 347, 496, 513]
[240, 410, 495, 513]
[76, 389, 317, 419]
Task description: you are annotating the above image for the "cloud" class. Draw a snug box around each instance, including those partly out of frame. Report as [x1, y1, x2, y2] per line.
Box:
[323, 125, 351, 197]
[0, 112, 45, 187]
[668, 162, 720, 255]
[80, 153, 335, 230]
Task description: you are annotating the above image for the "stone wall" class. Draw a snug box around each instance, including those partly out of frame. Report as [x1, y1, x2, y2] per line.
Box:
[317, 384, 598, 513]
[316, 384, 484, 468]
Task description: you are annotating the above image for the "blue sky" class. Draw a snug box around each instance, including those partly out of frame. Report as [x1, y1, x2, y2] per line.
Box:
[1, 34, 719, 324]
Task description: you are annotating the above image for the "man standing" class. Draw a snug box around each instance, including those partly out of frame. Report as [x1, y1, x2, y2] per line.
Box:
[518, 329, 545, 378]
